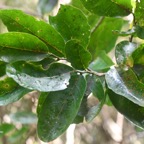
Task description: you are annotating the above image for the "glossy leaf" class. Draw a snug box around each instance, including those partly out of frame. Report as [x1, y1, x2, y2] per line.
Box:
[49, 5, 91, 48]
[86, 77, 106, 122]
[89, 51, 114, 72]
[0, 9, 65, 56]
[38, 0, 58, 15]
[88, 17, 125, 59]
[10, 112, 37, 124]
[0, 86, 30, 106]
[0, 32, 48, 62]
[115, 41, 138, 66]
[132, 44, 144, 65]
[80, 0, 131, 17]
[105, 66, 144, 107]
[66, 40, 91, 70]
[37, 74, 86, 142]
[6, 62, 73, 92]
[108, 89, 144, 129]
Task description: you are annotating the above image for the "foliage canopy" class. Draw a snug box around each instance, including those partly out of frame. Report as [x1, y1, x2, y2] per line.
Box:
[1, 0, 144, 142]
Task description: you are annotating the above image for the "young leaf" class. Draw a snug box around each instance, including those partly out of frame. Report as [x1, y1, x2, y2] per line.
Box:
[6, 62, 73, 92]
[89, 51, 114, 72]
[49, 5, 91, 48]
[66, 40, 91, 70]
[0, 9, 65, 57]
[108, 89, 144, 129]
[80, 0, 131, 17]
[37, 74, 86, 142]
[0, 32, 48, 62]
[105, 66, 144, 107]
[115, 41, 138, 66]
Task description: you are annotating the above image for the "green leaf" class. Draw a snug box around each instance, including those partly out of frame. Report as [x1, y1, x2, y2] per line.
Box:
[88, 17, 125, 59]
[112, 0, 133, 10]
[108, 89, 144, 129]
[132, 64, 144, 83]
[86, 77, 106, 122]
[115, 41, 138, 66]
[70, 0, 101, 32]
[0, 32, 49, 62]
[0, 123, 15, 137]
[0, 86, 30, 106]
[37, 74, 86, 142]
[49, 5, 91, 48]
[6, 62, 73, 92]
[38, 0, 58, 15]
[66, 40, 91, 70]
[80, 0, 131, 17]
[10, 112, 37, 124]
[135, 25, 144, 39]
[0, 62, 6, 77]
[0, 9, 65, 57]
[113, 27, 136, 36]
[0, 75, 17, 95]
[105, 66, 144, 107]
[89, 51, 114, 72]
[132, 43, 144, 65]
[135, 1, 144, 27]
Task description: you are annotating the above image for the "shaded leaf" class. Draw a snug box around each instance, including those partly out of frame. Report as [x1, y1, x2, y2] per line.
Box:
[113, 27, 136, 36]
[0, 32, 49, 62]
[135, 1, 144, 27]
[49, 5, 90, 48]
[0, 124, 15, 137]
[132, 64, 144, 83]
[37, 74, 86, 142]
[0, 61, 6, 76]
[108, 89, 144, 129]
[0, 9, 65, 56]
[0, 86, 30, 106]
[132, 43, 144, 65]
[66, 40, 91, 70]
[10, 112, 37, 124]
[88, 17, 125, 60]
[86, 77, 106, 122]
[80, 0, 131, 17]
[135, 25, 144, 39]
[38, 0, 58, 15]
[89, 51, 114, 72]
[105, 66, 144, 106]
[115, 41, 138, 66]
[6, 62, 73, 92]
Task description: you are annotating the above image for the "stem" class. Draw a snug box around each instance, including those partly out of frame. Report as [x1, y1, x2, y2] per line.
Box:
[75, 69, 105, 76]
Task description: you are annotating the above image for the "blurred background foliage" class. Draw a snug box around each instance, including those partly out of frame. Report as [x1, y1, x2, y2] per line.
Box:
[0, 0, 144, 144]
